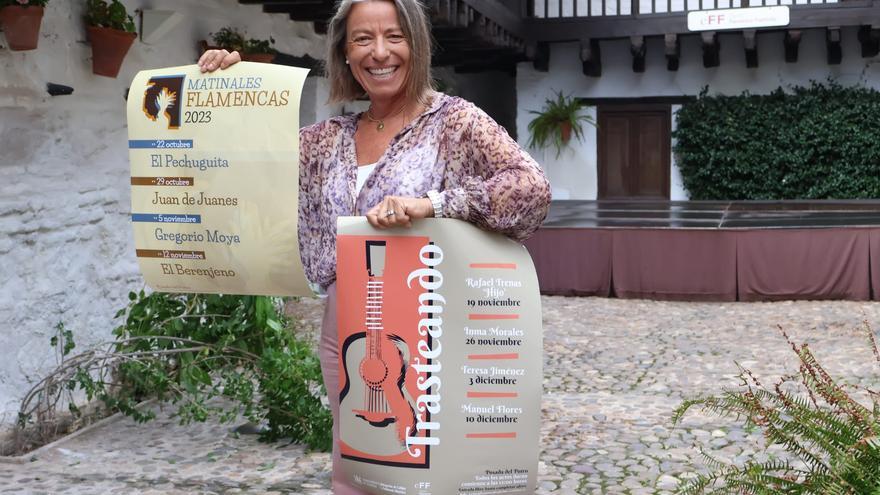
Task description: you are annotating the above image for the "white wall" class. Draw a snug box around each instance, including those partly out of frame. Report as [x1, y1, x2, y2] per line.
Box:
[670, 104, 687, 200]
[0, 0, 324, 433]
[517, 27, 880, 199]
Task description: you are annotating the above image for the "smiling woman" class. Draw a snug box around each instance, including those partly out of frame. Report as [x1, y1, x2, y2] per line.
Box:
[344, 3, 411, 104]
[197, 0, 551, 492]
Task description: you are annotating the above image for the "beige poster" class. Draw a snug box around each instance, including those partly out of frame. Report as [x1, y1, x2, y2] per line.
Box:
[126, 62, 311, 296]
[337, 217, 542, 495]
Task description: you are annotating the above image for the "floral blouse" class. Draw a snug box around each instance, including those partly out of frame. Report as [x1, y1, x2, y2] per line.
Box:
[298, 92, 551, 289]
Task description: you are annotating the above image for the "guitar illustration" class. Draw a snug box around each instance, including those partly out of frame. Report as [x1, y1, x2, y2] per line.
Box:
[339, 240, 417, 456]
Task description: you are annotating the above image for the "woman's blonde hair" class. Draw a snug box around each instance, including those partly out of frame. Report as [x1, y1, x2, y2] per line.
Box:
[326, 0, 435, 105]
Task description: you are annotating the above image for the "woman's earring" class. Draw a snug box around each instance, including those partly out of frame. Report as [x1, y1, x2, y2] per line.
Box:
[345, 59, 349, 65]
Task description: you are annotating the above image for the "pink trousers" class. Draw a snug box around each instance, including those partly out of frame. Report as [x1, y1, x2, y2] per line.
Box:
[319, 283, 370, 494]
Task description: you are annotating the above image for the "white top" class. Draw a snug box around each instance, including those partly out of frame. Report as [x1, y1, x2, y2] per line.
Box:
[356, 163, 377, 192]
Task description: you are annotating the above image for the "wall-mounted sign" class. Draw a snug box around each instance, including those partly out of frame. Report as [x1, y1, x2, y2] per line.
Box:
[127, 63, 312, 296]
[688, 5, 790, 31]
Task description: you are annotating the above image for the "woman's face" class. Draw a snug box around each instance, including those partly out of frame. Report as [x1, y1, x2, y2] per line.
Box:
[345, 0, 411, 104]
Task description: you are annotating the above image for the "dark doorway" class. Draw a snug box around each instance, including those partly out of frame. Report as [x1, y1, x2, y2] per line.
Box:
[597, 104, 671, 199]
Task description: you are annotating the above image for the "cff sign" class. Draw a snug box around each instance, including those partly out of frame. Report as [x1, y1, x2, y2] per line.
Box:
[687, 6, 789, 31]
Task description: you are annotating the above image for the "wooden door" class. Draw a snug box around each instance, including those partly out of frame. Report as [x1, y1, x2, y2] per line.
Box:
[597, 104, 671, 199]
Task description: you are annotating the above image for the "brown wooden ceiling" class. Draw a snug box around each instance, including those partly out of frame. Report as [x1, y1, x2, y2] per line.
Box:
[238, 0, 528, 72]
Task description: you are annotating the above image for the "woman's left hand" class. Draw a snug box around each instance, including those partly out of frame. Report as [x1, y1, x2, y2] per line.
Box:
[197, 49, 241, 73]
[366, 196, 434, 229]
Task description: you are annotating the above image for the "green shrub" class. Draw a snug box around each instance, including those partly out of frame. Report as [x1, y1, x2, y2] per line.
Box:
[17, 292, 331, 452]
[211, 26, 276, 55]
[673, 82, 880, 200]
[673, 324, 880, 494]
[84, 0, 136, 33]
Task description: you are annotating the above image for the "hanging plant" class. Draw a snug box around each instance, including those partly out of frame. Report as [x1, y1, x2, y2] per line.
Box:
[84, 0, 137, 78]
[0, 0, 49, 51]
[208, 26, 276, 63]
[527, 90, 595, 158]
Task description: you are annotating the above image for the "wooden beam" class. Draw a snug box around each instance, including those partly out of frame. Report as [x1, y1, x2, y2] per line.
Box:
[580, 38, 601, 77]
[459, 0, 526, 38]
[743, 29, 758, 69]
[664, 33, 679, 72]
[858, 25, 880, 58]
[630, 36, 645, 73]
[436, 49, 524, 67]
[527, 14, 686, 40]
[434, 0, 456, 25]
[442, 47, 525, 73]
[827, 27, 842, 65]
[436, 37, 500, 50]
[701, 32, 719, 68]
[784, 30, 801, 63]
[533, 41, 550, 72]
[454, 63, 517, 76]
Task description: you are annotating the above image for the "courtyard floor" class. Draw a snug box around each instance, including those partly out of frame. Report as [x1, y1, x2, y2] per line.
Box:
[1, 296, 878, 494]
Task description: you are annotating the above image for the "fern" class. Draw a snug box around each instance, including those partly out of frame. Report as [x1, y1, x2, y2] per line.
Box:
[674, 322, 880, 494]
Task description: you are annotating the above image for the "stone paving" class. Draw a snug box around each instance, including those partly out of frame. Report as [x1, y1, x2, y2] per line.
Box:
[2, 296, 879, 494]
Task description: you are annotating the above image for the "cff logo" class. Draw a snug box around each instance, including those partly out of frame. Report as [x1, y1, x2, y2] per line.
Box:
[142, 75, 185, 129]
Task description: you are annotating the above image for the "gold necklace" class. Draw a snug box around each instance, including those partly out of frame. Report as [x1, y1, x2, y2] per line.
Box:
[365, 103, 407, 131]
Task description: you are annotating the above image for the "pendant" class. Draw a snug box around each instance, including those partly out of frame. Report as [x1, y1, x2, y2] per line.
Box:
[376, 121, 384, 131]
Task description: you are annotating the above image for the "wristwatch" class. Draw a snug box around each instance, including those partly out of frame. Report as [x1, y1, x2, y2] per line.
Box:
[426, 190, 444, 218]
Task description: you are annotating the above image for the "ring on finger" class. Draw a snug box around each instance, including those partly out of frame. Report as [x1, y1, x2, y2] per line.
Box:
[384, 209, 396, 218]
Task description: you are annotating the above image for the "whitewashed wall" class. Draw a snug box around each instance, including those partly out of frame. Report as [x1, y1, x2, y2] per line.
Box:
[517, 26, 880, 199]
[0, 0, 326, 434]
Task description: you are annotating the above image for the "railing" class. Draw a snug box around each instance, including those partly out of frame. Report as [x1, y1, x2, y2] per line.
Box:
[529, 0, 838, 18]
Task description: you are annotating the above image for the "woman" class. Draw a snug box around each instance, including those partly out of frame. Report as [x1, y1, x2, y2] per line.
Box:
[199, 0, 550, 492]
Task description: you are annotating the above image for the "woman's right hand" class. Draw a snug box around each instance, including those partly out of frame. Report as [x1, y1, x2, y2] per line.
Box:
[197, 49, 241, 73]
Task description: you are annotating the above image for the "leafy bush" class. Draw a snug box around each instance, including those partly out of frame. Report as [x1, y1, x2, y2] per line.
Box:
[84, 0, 136, 33]
[211, 26, 276, 54]
[15, 292, 331, 452]
[673, 324, 880, 494]
[673, 83, 880, 200]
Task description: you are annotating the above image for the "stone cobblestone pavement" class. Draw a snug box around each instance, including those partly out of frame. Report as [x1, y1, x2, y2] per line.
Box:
[2, 296, 879, 494]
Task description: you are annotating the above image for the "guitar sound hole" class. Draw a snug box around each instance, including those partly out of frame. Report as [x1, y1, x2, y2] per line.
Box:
[360, 358, 389, 386]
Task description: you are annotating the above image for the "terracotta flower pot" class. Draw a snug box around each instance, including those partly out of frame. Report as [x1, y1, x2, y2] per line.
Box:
[559, 121, 572, 144]
[241, 52, 275, 64]
[0, 6, 44, 51]
[87, 25, 136, 78]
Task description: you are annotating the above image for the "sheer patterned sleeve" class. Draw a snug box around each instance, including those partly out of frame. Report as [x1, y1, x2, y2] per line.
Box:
[297, 123, 325, 287]
[440, 104, 551, 242]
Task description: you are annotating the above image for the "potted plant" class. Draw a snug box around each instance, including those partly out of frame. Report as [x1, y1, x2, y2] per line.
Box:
[527, 90, 595, 158]
[0, 0, 48, 51]
[84, 0, 136, 78]
[206, 26, 276, 63]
